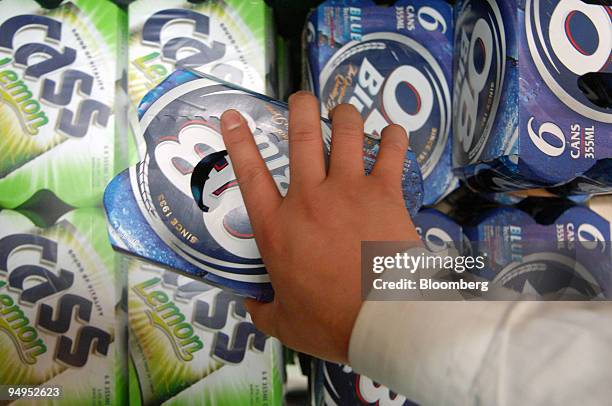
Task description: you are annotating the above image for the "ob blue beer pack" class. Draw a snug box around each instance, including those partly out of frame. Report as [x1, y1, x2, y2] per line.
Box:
[465, 205, 612, 299]
[453, 0, 611, 193]
[304, 0, 457, 205]
[104, 70, 423, 301]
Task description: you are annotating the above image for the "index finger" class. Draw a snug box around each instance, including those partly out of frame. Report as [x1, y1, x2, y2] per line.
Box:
[220, 110, 282, 232]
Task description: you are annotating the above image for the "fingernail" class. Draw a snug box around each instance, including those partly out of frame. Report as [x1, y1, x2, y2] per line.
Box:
[288, 90, 312, 103]
[221, 110, 243, 131]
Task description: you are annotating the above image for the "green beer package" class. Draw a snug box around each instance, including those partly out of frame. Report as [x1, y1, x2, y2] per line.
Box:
[0, 208, 127, 405]
[128, 0, 277, 159]
[0, 0, 126, 208]
[128, 261, 284, 406]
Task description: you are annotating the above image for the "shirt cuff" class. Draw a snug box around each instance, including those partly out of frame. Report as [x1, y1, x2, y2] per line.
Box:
[347, 300, 514, 405]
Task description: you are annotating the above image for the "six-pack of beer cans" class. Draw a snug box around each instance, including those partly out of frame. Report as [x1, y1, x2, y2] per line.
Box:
[0, 0, 610, 404]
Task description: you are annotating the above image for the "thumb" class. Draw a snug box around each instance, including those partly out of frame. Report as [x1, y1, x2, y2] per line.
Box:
[245, 298, 278, 338]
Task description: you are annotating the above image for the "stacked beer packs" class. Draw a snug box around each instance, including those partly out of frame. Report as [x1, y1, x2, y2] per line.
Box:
[304, 0, 457, 205]
[452, 0, 611, 195]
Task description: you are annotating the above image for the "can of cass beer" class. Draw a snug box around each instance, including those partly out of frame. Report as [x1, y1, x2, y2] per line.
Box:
[127, 260, 284, 406]
[127, 0, 277, 160]
[0, 0, 125, 209]
[0, 208, 127, 405]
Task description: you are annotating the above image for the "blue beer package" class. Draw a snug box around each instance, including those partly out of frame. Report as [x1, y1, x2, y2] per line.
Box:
[549, 158, 612, 197]
[453, 0, 612, 194]
[104, 70, 423, 301]
[465, 205, 612, 299]
[414, 208, 470, 255]
[304, 0, 458, 206]
[310, 359, 418, 406]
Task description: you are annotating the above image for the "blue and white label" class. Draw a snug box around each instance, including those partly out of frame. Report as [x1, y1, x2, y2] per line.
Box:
[319, 32, 450, 179]
[453, 0, 507, 163]
[525, 0, 612, 124]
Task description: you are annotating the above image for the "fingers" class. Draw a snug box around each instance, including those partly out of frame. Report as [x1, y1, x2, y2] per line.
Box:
[370, 124, 409, 187]
[288, 91, 326, 187]
[328, 104, 365, 179]
[245, 299, 278, 338]
[220, 110, 282, 233]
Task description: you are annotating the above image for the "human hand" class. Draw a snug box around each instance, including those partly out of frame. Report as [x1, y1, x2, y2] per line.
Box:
[219, 91, 420, 363]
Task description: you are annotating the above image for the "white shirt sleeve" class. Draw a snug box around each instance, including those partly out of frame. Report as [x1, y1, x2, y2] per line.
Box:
[348, 301, 612, 406]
